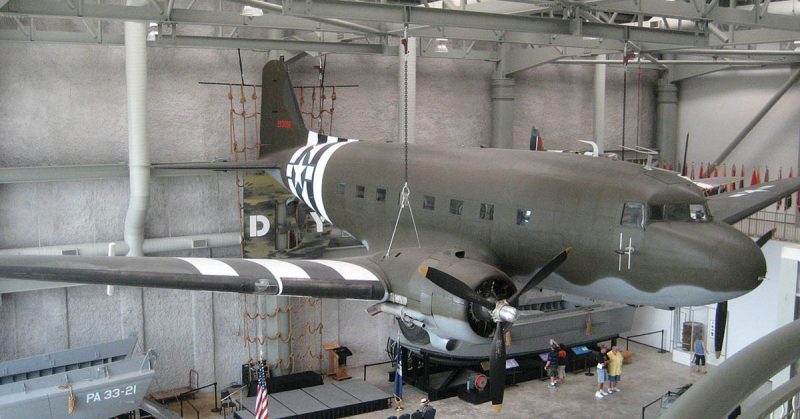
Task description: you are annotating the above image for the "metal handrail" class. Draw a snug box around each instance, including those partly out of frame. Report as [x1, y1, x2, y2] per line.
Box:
[663, 319, 800, 418]
[363, 360, 393, 381]
[619, 330, 667, 353]
[177, 382, 219, 415]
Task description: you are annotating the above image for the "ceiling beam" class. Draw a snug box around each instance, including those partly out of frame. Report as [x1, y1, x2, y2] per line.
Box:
[0, 0, 378, 34]
[0, 29, 390, 54]
[280, 0, 707, 47]
[578, 0, 800, 32]
[505, 46, 615, 75]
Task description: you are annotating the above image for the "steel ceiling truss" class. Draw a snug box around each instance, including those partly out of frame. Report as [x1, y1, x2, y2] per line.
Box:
[0, 0, 798, 64]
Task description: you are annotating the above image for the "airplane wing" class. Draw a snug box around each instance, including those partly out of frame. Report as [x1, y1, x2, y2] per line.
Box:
[707, 177, 800, 224]
[0, 255, 387, 301]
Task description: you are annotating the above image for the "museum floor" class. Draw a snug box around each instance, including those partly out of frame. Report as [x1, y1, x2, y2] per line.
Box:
[353, 341, 707, 419]
[164, 341, 708, 418]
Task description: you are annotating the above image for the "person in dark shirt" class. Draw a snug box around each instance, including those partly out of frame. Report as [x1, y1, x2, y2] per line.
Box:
[544, 343, 560, 388]
[595, 346, 610, 399]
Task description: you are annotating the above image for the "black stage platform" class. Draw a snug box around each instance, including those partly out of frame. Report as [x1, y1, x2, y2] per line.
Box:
[234, 380, 391, 419]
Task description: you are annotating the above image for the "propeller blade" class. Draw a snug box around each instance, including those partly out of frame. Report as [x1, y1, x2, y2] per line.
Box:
[489, 322, 507, 412]
[419, 265, 494, 310]
[509, 248, 572, 306]
[755, 228, 776, 248]
[714, 301, 727, 358]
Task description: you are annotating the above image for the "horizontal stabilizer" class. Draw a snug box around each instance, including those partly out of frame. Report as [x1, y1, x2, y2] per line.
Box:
[707, 177, 800, 224]
[0, 255, 387, 301]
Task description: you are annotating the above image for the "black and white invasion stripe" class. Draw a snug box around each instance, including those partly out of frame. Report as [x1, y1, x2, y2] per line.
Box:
[0, 255, 387, 301]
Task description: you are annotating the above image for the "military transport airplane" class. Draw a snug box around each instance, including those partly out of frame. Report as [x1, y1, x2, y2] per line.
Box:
[1, 59, 798, 412]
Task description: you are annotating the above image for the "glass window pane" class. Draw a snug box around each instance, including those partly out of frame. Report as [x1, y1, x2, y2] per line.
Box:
[336, 183, 346, 194]
[356, 185, 365, 199]
[423, 195, 435, 210]
[648, 205, 663, 221]
[621, 202, 644, 228]
[450, 199, 464, 215]
[376, 188, 386, 202]
[480, 203, 494, 220]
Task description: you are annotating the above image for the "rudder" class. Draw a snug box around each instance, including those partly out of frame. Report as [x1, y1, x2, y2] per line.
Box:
[259, 59, 308, 157]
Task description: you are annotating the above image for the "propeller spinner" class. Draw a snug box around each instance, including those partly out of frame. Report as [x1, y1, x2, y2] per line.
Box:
[418, 247, 571, 412]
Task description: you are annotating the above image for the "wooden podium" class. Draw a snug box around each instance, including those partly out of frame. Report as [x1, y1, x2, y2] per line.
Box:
[323, 342, 353, 381]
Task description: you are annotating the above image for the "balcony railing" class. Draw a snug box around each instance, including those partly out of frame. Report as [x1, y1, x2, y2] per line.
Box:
[735, 210, 800, 243]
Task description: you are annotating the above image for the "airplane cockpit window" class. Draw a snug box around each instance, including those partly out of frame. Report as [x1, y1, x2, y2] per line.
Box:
[621, 202, 644, 228]
[648, 204, 664, 221]
[664, 203, 711, 222]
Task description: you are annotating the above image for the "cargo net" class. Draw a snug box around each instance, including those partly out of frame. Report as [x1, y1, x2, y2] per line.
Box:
[299, 86, 336, 135]
[241, 295, 324, 374]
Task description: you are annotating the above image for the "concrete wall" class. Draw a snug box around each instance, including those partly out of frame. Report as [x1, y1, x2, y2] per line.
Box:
[0, 42, 657, 390]
[677, 67, 800, 171]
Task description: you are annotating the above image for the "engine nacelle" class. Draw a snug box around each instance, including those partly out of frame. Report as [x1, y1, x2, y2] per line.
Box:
[384, 249, 517, 343]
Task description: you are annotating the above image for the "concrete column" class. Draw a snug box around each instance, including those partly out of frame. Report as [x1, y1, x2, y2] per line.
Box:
[261, 29, 291, 376]
[656, 76, 679, 165]
[593, 54, 607, 153]
[398, 37, 417, 144]
[491, 44, 515, 149]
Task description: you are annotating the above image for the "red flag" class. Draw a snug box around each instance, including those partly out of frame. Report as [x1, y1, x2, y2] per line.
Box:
[699, 162, 705, 179]
[764, 167, 770, 183]
[751, 168, 761, 186]
[731, 164, 737, 190]
[712, 165, 719, 178]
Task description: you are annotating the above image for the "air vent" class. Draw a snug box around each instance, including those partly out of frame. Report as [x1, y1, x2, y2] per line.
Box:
[192, 239, 208, 249]
[61, 249, 79, 256]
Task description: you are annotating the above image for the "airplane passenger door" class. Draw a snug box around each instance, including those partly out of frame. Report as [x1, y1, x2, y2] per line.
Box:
[616, 201, 646, 271]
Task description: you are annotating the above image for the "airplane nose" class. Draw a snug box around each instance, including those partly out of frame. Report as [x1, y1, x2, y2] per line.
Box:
[710, 224, 766, 294]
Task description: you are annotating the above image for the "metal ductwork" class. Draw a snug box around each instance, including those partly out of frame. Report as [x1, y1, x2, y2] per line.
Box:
[0, 233, 241, 256]
[123, 0, 150, 257]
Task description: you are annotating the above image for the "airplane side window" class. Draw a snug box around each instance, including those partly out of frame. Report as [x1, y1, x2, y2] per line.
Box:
[621, 202, 644, 228]
[449, 199, 464, 215]
[480, 203, 494, 221]
[516, 209, 532, 226]
[376, 188, 387, 202]
[356, 185, 365, 199]
[336, 183, 346, 194]
[423, 195, 436, 210]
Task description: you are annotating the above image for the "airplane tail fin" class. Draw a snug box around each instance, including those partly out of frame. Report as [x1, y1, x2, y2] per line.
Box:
[259, 59, 308, 157]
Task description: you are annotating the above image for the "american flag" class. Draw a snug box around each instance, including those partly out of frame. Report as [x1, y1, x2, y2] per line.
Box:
[254, 362, 269, 419]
